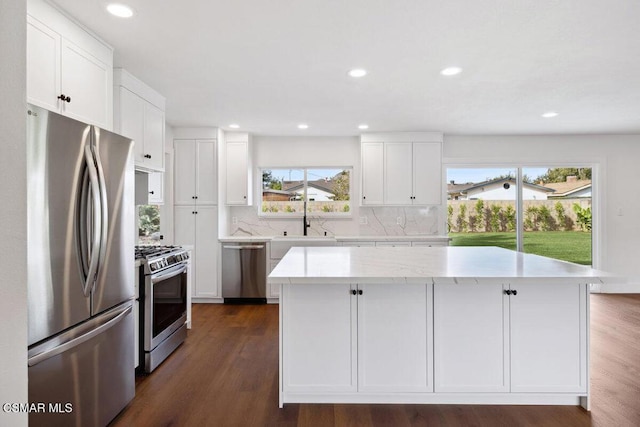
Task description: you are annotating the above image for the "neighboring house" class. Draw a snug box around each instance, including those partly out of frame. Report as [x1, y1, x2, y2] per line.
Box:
[262, 189, 295, 201]
[447, 181, 477, 200]
[282, 179, 336, 201]
[542, 177, 592, 199]
[449, 178, 555, 200]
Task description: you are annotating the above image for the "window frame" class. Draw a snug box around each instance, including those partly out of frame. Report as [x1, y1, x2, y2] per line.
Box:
[258, 166, 353, 218]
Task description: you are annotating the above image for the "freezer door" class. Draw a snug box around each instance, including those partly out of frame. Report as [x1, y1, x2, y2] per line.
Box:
[91, 126, 135, 315]
[28, 302, 135, 427]
[27, 105, 92, 345]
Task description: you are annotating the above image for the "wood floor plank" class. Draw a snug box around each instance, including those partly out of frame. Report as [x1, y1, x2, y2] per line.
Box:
[112, 295, 640, 427]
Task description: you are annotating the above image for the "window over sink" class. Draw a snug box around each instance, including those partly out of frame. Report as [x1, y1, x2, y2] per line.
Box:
[260, 167, 352, 217]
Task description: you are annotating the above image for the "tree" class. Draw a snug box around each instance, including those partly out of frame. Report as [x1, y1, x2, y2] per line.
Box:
[331, 170, 350, 201]
[536, 168, 591, 183]
[262, 170, 282, 190]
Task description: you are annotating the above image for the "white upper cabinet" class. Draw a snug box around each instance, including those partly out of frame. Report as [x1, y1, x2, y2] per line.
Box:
[174, 139, 217, 206]
[361, 142, 384, 205]
[113, 69, 165, 172]
[412, 142, 442, 205]
[27, 0, 113, 130]
[384, 142, 413, 205]
[225, 133, 253, 205]
[360, 133, 443, 206]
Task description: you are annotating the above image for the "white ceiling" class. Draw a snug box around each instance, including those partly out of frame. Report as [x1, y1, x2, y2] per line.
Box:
[52, 0, 640, 136]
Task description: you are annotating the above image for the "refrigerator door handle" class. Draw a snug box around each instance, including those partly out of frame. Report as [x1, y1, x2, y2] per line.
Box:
[82, 145, 102, 297]
[91, 128, 109, 294]
[28, 304, 132, 367]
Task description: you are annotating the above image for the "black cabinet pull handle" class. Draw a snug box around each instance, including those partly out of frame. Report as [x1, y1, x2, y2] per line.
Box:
[512, 289, 518, 296]
[144, 154, 152, 159]
[504, 289, 512, 295]
[149, 191, 154, 194]
[358, 290, 363, 295]
[351, 290, 357, 295]
[57, 94, 71, 102]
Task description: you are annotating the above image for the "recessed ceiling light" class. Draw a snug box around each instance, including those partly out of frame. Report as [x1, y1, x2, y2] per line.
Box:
[229, 124, 240, 129]
[348, 69, 367, 78]
[541, 112, 559, 118]
[358, 124, 369, 130]
[298, 124, 309, 129]
[440, 67, 462, 76]
[107, 3, 134, 18]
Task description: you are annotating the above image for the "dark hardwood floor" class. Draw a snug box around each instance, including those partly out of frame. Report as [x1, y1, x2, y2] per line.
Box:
[112, 294, 640, 427]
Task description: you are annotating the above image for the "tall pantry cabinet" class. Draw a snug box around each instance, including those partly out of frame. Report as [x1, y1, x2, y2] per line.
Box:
[173, 139, 220, 301]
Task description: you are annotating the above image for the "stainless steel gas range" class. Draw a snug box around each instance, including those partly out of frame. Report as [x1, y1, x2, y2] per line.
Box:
[135, 246, 189, 373]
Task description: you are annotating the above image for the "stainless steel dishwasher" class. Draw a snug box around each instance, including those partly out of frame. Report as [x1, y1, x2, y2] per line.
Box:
[221, 242, 267, 303]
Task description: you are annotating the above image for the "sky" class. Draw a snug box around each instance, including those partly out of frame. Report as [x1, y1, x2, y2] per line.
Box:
[447, 167, 549, 184]
[266, 168, 345, 182]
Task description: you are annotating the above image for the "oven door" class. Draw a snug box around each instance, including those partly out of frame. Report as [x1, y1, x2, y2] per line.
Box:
[144, 263, 188, 352]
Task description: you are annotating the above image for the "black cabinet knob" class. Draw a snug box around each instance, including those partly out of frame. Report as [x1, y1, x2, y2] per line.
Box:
[351, 290, 357, 295]
[504, 289, 512, 295]
[358, 290, 363, 295]
[149, 191, 154, 194]
[57, 94, 70, 102]
[512, 289, 518, 296]
[66, 96, 71, 102]
[192, 196, 196, 199]
[363, 196, 366, 200]
[195, 196, 198, 199]
[144, 154, 152, 159]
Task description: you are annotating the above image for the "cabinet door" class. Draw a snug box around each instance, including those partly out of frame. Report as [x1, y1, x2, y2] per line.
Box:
[226, 142, 249, 205]
[282, 283, 357, 393]
[194, 207, 218, 298]
[174, 207, 196, 297]
[196, 140, 217, 205]
[434, 283, 509, 392]
[26, 16, 61, 112]
[148, 172, 164, 204]
[412, 142, 442, 205]
[358, 283, 432, 392]
[61, 39, 110, 128]
[173, 140, 197, 205]
[361, 142, 384, 205]
[510, 283, 587, 392]
[143, 103, 165, 170]
[384, 142, 413, 205]
[118, 88, 145, 164]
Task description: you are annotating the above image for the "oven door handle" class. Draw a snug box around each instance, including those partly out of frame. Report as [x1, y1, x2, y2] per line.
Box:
[222, 245, 265, 250]
[150, 263, 188, 283]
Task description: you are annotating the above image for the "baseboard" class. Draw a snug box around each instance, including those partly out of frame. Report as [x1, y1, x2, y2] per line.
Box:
[599, 283, 640, 293]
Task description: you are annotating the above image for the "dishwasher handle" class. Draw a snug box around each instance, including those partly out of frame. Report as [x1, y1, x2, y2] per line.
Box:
[223, 245, 265, 250]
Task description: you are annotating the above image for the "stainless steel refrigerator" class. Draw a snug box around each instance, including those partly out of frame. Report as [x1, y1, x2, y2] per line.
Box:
[26, 104, 135, 427]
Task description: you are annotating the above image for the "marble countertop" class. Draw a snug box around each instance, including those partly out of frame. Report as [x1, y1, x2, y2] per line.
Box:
[268, 246, 608, 285]
[219, 235, 450, 243]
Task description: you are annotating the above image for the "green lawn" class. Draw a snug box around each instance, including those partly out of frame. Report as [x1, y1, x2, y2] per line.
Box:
[448, 232, 592, 265]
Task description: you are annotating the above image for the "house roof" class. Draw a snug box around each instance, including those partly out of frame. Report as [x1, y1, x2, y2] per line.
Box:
[282, 179, 336, 194]
[542, 179, 591, 197]
[457, 177, 555, 195]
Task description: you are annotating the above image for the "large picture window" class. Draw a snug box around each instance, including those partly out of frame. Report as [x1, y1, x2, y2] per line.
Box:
[447, 166, 593, 266]
[261, 167, 351, 216]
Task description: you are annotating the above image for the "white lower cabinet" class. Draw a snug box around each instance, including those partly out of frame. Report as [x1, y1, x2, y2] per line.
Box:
[282, 282, 432, 394]
[357, 283, 432, 392]
[174, 206, 219, 300]
[434, 282, 587, 393]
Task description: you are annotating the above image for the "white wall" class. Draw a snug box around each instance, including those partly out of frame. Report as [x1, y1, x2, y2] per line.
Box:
[444, 134, 640, 293]
[0, 0, 28, 424]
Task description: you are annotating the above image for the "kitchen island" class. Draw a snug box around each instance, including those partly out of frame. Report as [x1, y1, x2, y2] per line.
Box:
[268, 246, 606, 409]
